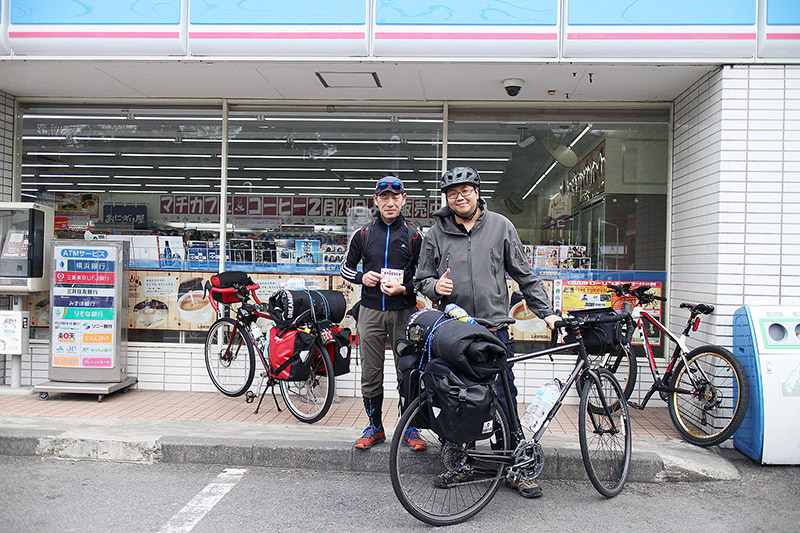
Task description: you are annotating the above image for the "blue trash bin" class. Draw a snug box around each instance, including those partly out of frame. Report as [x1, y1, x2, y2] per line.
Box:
[733, 306, 800, 464]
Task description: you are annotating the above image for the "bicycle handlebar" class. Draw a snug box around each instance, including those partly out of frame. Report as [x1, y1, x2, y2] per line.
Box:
[205, 281, 263, 313]
[553, 310, 631, 331]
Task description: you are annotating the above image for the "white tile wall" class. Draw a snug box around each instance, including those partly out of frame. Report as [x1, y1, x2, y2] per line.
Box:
[672, 65, 800, 349]
[0, 90, 12, 202]
[0, 91, 12, 384]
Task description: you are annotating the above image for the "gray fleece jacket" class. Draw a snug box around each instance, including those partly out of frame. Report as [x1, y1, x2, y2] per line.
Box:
[414, 199, 554, 322]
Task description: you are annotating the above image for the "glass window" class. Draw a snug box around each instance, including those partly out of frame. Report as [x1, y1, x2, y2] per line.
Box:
[447, 107, 669, 354]
[19, 103, 444, 343]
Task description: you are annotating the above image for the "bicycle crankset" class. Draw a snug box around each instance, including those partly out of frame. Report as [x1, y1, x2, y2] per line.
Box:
[507, 441, 544, 483]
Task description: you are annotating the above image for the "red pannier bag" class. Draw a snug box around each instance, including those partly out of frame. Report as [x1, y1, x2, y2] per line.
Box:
[324, 326, 352, 377]
[268, 327, 316, 380]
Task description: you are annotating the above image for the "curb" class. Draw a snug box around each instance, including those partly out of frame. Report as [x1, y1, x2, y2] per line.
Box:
[1, 427, 667, 483]
[0, 416, 740, 483]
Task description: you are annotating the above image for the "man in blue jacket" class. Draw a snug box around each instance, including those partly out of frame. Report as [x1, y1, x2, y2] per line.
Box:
[340, 176, 424, 451]
[415, 166, 560, 498]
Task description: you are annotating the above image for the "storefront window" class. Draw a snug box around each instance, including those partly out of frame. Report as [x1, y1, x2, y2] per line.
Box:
[19, 103, 444, 343]
[447, 107, 670, 353]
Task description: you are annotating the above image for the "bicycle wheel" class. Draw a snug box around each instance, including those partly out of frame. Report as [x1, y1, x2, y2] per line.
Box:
[389, 395, 511, 526]
[576, 343, 637, 413]
[279, 338, 334, 423]
[667, 345, 749, 447]
[579, 368, 631, 498]
[204, 318, 255, 397]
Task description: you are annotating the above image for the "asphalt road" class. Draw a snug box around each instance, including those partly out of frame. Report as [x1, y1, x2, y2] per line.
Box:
[0, 452, 798, 533]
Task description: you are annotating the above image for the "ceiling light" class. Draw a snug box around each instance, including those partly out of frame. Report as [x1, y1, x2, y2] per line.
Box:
[121, 153, 213, 158]
[27, 151, 115, 156]
[243, 167, 325, 172]
[23, 114, 126, 120]
[40, 174, 109, 178]
[568, 124, 592, 148]
[518, 135, 536, 148]
[522, 161, 558, 200]
[22, 135, 67, 140]
[75, 164, 151, 169]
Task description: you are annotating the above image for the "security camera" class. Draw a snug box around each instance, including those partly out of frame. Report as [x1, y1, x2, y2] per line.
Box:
[502, 78, 524, 97]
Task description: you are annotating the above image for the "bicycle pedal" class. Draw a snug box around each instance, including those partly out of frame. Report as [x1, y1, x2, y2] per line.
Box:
[627, 401, 645, 410]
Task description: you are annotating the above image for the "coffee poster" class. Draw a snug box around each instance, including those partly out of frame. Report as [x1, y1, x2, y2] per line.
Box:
[128, 271, 332, 331]
[507, 279, 555, 342]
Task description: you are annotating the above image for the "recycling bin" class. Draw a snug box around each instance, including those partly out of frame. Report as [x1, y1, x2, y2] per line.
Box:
[732, 306, 800, 464]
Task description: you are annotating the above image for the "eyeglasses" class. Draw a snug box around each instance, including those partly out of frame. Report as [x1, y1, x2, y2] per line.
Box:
[446, 187, 476, 201]
[376, 180, 404, 194]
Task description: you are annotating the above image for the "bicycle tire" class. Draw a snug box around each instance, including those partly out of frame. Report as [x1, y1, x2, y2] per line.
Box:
[389, 395, 511, 526]
[204, 318, 255, 397]
[278, 338, 334, 423]
[667, 345, 749, 447]
[576, 343, 637, 412]
[579, 368, 631, 498]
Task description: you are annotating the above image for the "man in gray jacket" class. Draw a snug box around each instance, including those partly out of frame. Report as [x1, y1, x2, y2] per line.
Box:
[415, 166, 560, 498]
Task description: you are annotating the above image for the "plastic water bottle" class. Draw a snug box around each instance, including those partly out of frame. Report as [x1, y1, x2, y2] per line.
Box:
[249, 322, 267, 352]
[444, 303, 477, 324]
[521, 380, 561, 433]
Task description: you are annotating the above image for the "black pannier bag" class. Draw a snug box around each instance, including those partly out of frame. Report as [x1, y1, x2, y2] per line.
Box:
[206, 271, 253, 304]
[267, 327, 316, 381]
[395, 339, 430, 429]
[324, 326, 352, 376]
[564, 307, 624, 356]
[422, 359, 496, 444]
[267, 289, 347, 329]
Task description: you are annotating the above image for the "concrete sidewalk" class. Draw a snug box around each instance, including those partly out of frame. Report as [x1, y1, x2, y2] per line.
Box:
[0, 387, 742, 483]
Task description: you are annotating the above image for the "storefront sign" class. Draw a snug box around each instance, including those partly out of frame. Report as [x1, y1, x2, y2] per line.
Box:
[565, 141, 605, 206]
[101, 205, 148, 229]
[159, 194, 438, 225]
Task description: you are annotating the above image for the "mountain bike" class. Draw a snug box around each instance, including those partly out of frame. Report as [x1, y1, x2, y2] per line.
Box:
[604, 283, 749, 447]
[203, 273, 335, 423]
[389, 312, 632, 526]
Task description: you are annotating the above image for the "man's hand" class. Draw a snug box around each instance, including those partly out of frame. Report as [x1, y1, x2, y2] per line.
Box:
[362, 270, 382, 287]
[381, 278, 406, 296]
[543, 314, 561, 330]
[434, 268, 453, 296]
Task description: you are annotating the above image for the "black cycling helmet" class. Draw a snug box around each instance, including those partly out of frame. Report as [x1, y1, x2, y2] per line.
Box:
[440, 166, 481, 191]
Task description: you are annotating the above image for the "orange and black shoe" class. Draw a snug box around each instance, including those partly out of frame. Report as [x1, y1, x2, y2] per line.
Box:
[402, 427, 427, 451]
[354, 425, 386, 449]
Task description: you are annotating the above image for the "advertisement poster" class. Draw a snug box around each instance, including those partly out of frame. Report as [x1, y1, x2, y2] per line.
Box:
[295, 239, 322, 264]
[51, 244, 118, 369]
[561, 280, 663, 345]
[54, 192, 100, 218]
[507, 279, 555, 342]
[128, 271, 331, 331]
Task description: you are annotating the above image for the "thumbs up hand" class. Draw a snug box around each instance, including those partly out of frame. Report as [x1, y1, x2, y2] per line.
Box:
[435, 268, 454, 296]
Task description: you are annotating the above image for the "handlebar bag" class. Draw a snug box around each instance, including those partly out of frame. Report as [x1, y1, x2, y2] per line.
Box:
[323, 326, 352, 377]
[422, 360, 497, 444]
[268, 289, 347, 329]
[267, 327, 316, 381]
[207, 271, 253, 304]
[564, 307, 623, 355]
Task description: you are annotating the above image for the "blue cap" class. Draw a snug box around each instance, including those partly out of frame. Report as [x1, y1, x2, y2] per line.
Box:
[375, 176, 405, 195]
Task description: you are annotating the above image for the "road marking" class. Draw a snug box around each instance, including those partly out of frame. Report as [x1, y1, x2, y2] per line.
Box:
[159, 468, 247, 533]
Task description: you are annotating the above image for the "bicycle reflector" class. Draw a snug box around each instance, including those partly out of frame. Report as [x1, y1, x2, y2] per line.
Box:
[692, 317, 701, 331]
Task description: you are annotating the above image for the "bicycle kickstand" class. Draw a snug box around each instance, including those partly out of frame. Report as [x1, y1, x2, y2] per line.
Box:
[253, 372, 281, 415]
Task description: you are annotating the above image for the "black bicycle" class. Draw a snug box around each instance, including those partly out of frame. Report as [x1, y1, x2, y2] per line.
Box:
[389, 312, 632, 526]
